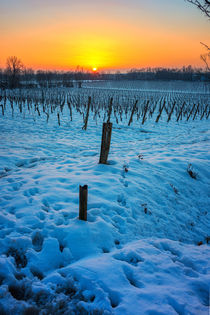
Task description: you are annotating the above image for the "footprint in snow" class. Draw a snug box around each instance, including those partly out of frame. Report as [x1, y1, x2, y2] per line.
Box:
[23, 187, 39, 197]
[117, 194, 126, 207]
[32, 231, 44, 252]
[123, 265, 145, 289]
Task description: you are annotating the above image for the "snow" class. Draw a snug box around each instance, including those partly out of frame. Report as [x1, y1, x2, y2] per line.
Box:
[0, 83, 209, 314]
[83, 80, 210, 94]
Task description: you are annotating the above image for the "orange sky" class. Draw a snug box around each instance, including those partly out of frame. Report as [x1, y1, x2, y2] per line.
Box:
[0, 0, 209, 71]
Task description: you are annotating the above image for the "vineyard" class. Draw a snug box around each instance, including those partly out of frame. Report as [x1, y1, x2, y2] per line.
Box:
[0, 86, 209, 127]
[0, 82, 209, 314]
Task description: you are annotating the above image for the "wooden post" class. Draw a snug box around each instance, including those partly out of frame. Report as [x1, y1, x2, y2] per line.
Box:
[0, 104, 4, 116]
[142, 100, 150, 125]
[193, 104, 200, 121]
[200, 104, 208, 120]
[155, 100, 165, 123]
[79, 185, 88, 221]
[57, 113, 60, 126]
[99, 122, 112, 164]
[167, 101, 176, 122]
[187, 104, 195, 121]
[82, 96, 91, 130]
[107, 97, 113, 123]
[176, 102, 185, 122]
[128, 100, 138, 126]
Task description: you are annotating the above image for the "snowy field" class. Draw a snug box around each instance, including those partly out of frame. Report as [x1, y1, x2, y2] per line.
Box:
[83, 80, 210, 94]
[0, 82, 210, 314]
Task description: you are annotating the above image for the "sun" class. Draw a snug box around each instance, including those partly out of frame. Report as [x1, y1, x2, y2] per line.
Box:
[92, 67, 97, 72]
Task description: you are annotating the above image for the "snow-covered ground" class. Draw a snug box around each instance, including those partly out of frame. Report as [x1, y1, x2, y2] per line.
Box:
[83, 80, 210, 94]
[0, 85, 209, 314]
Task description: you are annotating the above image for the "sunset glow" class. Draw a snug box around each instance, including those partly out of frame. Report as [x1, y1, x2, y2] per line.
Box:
[0, 0, 209, 70]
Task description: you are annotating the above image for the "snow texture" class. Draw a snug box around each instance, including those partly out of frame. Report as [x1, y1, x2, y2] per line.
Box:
[0, 82, 209, 314]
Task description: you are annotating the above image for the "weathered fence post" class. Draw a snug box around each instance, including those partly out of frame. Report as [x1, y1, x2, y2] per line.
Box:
[57, 113, 60, 126]
[79, 185, 88, 221]
[0, 104, 4, 116]
[107, 97, 113, 123]
[200, 104, 208, 120]
[142, 100, 150, 125]
[83, 96, 91, 130]
[193, 104, 200, 121]
[128, 100, 138, 126]
[99, 122, 112, 164]
[155, 100, 165, 123]
[187, 104, 195, 121]
[167, 101, 176, 122]
[176, 102, 185, 122]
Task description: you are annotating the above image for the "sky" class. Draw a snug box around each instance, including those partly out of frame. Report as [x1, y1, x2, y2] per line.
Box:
[0, 0, 209, 71]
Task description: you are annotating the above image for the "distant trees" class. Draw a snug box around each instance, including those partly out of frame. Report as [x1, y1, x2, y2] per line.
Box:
[6, 56, 24, 88]
[0, 60, 209, 89]
[185, 0, 210, 18]
[118, 67, 209, 81]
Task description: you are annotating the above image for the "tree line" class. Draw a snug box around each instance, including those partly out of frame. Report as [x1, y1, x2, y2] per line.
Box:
[0, 56, 209, 89]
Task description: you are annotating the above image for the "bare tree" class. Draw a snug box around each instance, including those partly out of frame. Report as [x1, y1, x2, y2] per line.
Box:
[185, 1, 210, 69]
[6, 56, 24, 88]
[200, 42, 210, 70]
[185, 0, 210, 18]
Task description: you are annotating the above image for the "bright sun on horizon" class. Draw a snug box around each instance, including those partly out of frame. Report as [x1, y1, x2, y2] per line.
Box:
[0, 0, 209, 70]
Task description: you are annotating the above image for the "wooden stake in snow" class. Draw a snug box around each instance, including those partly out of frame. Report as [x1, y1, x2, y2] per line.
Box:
[193, 104, 200, 121]
[79, 185, 88, 221]
[82, 96, 91, 130]
[167, 101, 176, 122]
[128, 100, 138, 126]
[155, 100, 165, 123]
[57, 113, 60, 126]
[99, 122, 112, 164]
[176, 102, 185, 122]
[200, 104, 208, 120]
[107, 97, 113, 123]
[142, 100, 150, 125]
[187, 104, 195, 121]
[0, 104, 4, 116]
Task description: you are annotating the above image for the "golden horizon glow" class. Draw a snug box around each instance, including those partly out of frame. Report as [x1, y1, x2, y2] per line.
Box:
[0, 0, 209, 71]
[92, 67, 98, 72]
